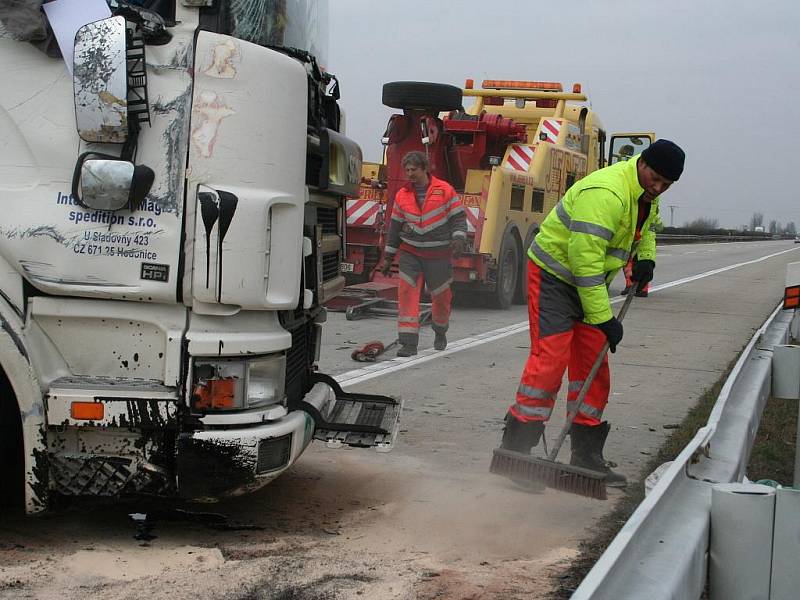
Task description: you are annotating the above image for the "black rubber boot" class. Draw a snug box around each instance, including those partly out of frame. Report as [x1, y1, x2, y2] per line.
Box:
[569, 422, 627, 487]
[500, 414, 546, 493]
[619, 287, 630, 296]
[635, 290, 648, 298]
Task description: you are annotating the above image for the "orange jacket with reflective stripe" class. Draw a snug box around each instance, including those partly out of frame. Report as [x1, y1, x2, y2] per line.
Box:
[385, 176, 467, 259]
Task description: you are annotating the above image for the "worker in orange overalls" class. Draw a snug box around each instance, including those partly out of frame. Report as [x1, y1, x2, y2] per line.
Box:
[379, 151, 467, 356]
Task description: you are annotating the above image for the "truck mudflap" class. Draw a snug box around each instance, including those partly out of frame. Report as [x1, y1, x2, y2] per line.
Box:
[301, 373, 402, 452]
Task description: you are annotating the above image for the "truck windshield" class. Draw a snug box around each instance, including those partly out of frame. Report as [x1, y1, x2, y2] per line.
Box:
[215, 0, 328, 65]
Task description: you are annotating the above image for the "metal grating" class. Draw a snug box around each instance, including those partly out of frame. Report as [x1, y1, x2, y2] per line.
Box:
[316, 206, 338, 235]
[321, 252, 340, 281]
[256, 434, 292, 474]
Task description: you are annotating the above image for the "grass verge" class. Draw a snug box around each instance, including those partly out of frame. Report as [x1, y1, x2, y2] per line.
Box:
[747, 395, 797, 485]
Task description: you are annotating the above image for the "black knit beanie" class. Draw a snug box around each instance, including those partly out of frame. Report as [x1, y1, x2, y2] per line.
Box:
[641, 139, 685, 181]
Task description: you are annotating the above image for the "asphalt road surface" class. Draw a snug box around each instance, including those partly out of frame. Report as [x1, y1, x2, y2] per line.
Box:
[1, 241, 798, 600]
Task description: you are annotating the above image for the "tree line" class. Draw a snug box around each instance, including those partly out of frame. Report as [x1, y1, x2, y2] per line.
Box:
[666, 213, 796, 237]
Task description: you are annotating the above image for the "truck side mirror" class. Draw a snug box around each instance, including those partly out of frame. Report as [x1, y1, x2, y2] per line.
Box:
[73, 16, 128, 144]
[72, 154, 154, 211]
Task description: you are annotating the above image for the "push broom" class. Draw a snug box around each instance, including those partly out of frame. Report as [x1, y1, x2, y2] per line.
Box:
[490, 285, 638, 500]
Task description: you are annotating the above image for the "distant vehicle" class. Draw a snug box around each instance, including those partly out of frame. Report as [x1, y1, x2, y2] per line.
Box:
[754, 226, 765, 233]
[794, 236, 800, 244]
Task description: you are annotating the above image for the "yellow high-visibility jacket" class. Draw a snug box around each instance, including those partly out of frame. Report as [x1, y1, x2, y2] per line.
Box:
[528, 155, 658, 324]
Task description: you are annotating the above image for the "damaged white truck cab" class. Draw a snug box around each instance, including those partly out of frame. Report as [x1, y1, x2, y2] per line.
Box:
[0, 1, 400, 513]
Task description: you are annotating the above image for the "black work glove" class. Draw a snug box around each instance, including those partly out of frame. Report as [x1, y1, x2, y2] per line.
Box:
[631, 259, 655, 291]
[596, 317, 623, 353]
[451, 237, 466, 259]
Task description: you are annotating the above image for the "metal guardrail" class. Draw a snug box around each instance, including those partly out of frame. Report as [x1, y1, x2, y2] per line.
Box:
[656, 233, 789, 244]
[572, 304, 793, 599]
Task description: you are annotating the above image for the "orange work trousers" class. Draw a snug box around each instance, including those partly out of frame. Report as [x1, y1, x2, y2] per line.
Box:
[397, 252, 452, 347]
[509, 261, 609, 427]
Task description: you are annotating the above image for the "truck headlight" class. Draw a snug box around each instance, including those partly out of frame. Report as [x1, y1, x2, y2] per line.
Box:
[192, 354, 286, 412]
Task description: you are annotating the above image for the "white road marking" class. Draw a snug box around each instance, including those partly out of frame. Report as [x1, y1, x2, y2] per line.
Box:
[334, 246, 800, 386]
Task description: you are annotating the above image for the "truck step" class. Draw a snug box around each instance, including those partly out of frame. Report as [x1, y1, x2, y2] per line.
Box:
[297, 373, 402, 452]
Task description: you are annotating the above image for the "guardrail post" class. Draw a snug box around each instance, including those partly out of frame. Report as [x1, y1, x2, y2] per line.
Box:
[709, 483, 776, 600]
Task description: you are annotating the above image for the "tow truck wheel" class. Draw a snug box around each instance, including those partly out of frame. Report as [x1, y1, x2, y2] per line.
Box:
[491, 233, 519, 309]
[382, 81, 463, 112]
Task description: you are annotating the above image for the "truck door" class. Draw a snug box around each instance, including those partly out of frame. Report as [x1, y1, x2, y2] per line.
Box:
[608, 133, 656, 165]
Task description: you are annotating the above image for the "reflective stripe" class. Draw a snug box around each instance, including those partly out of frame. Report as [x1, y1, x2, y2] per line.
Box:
[392, 213, 405, 222]
[452, 230, 467, 239]
[607, 247, 629, 261]
[405, 218, 450, 235]
[399, 271, 418, 287]
[448, 205, 465, 217]
[567, 400, 603, 420]
[396, 196, 461, 223]
[514, 403, 553, 418]
[555, 201, 571, 228]
[398, 316, 418, 323]
[568, 380, 585, 393]
[429, 278, 452, 296]
[570, 220, 614, 241]
[557, 199, 615, 241]
[529, 240, 575, 284]
[517, 383, 556, 400]
[574, 273, 607, 287]
[401, 238, 451, 248]
[384, 246, 398, 255]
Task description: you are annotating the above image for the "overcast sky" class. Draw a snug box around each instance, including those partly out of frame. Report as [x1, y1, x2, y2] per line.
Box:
[328, 0, 799, 230]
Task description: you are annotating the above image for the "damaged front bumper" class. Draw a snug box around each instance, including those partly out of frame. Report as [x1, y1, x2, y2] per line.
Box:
[176, 410, 312, 502]
[46, 378, 400, 503]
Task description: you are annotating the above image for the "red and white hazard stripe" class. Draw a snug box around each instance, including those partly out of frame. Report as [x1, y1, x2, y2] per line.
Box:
[465, 207, 481, 233]
[540, 119, 561, 144]
[346, 199, 381, 226]
[503, 144, 535, 172]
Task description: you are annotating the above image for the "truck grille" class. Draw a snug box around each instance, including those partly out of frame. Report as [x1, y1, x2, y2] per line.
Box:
[316, 206, 338, 235]
[321, 252, 340, 281]
[284, 317, 313, 405]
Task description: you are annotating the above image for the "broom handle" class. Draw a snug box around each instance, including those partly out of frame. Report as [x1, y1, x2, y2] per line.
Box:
[546, 285, 638, 461]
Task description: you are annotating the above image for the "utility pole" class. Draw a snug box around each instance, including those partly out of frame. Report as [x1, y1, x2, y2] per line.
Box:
[668, 205, 677, 227]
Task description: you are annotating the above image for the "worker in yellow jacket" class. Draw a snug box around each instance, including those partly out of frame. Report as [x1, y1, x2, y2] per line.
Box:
[497, 139, 685, 487]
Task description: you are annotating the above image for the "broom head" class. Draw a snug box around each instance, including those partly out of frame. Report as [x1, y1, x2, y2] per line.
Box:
[490, 447, 607, 500]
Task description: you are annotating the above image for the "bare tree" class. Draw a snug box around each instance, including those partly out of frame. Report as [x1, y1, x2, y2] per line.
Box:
[684, 217, 719, 234]
[769, 219, 778, 234]
[750, 212, 764, 230]
[786, 221, 797, 235]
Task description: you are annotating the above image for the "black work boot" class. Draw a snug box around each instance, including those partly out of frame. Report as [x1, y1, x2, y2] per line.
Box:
[569, 422, 627, 487]
[396, 344, 417, 357]
[433, 324, 448, 351]
[499, 413, 546, 493]
[434, 332, 447, 351]
[620, 287, 631, 296]
[500, 413, 544, 453]
[397, 333, 418, 357]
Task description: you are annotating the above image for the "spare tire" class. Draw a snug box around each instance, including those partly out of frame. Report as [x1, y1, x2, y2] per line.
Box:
[382, 81, 463, 112]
